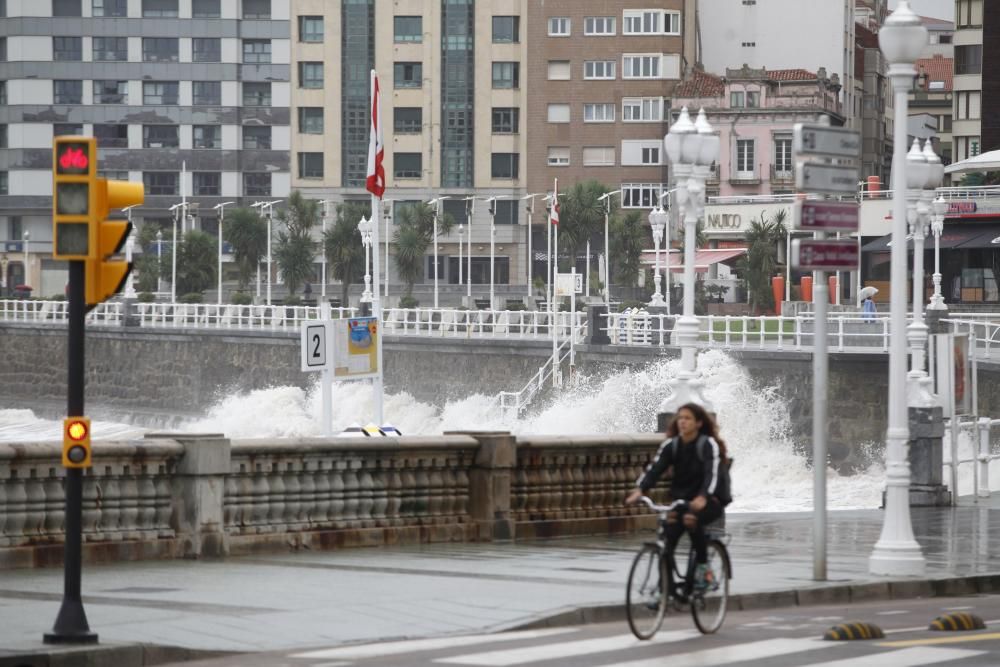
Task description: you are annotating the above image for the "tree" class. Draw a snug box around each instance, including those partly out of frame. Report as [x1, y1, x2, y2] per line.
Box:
[324, 201, 368, 305]
[393, 202, 454, 300]
[135, 221, 166, 293]
[609, 210, 646, 289]
[558, 181, 609, 273]
[736, 209, 787, 314]
[274, 191, 319, 296]
[223, 207, 267, 292]
[176, 230, 216, 295]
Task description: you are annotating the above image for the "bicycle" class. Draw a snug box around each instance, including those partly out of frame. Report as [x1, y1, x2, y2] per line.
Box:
[625, 496, 732, 638]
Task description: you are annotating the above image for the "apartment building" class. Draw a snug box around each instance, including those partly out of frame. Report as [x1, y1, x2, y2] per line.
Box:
[953, 0, 983, 167]
[0, 0, 292, 296]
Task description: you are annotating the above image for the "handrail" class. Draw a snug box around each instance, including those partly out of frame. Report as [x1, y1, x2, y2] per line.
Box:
[496, 318, 586, 418]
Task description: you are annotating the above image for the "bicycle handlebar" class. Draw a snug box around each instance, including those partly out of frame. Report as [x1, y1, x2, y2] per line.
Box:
[637, 496, 688, 513]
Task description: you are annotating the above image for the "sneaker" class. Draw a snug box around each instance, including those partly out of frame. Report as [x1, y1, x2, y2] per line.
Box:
[694, 564, 715, 591]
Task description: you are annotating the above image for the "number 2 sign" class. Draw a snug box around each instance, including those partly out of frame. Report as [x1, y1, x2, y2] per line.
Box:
[301, 323, 331, 372]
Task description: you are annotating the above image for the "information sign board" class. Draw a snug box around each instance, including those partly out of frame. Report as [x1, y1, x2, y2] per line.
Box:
[332, 317, 379, 379]
[793, 124, 862, 160]
[795, 163, 860, 195]
[791, 239, 859, 271]
[301, 323, 330, 372]
[555, 272, 583, 297]
[793, 201, 860, 232]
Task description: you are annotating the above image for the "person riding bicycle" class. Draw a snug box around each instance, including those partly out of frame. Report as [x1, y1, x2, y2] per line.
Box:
[625, 402, 728, 591]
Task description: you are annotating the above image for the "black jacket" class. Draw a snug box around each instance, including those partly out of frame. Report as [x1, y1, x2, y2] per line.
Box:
[636, 434, 723, 502]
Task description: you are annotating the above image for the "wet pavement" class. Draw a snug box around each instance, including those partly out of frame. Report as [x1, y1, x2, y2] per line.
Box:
[5, 505, 1000, 658]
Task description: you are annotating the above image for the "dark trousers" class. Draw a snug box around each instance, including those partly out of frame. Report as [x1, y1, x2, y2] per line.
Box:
[664, 497, 724, 565]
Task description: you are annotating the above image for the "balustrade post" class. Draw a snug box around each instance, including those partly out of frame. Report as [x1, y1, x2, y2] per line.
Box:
[454, 431, 515, 541]
[165, 433, 230, 558]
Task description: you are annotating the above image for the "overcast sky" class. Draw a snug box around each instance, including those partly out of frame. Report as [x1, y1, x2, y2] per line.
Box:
[888, 0, 952, 21]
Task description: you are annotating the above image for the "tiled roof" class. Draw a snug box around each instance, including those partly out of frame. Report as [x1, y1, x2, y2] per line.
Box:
[769, 69, 817, 82]
[920, 15, 954, 29]
[916, 55, 953, 92]
[674, 69, 725, 97]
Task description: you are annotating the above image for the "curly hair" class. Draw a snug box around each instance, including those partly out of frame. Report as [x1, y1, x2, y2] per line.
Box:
[668, 402, 728, 462]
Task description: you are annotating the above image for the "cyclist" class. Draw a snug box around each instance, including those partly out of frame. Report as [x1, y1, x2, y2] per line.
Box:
[625, 402, 728, 591]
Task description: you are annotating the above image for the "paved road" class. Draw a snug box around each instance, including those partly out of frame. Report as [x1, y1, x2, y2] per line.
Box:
[164, 595, 1000, 667]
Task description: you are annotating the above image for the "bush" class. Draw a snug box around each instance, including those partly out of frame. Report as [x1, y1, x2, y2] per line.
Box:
[180, 292, 203, 304]
[398, 295, 419, 308]
[138, 292, 156, 303]
[230, 292, 252, 305]
[505, 302, 526, 311]
[49, 294, 67, 301]
[283, 295, 302, 306]
[618, 300, 647, 312]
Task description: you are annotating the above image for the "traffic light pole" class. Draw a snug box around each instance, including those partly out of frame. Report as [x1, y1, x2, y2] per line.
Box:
[44, 259, 96, 644]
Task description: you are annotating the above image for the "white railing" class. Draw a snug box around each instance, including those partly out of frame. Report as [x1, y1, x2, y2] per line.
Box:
[943, 317, 1000, 360]
[0, 299, 123, 325]
[134, 302, 357, 331]
[497, 320, 587, 418]
[942, 416, 1000, 502]
[382, 307, 585, 341]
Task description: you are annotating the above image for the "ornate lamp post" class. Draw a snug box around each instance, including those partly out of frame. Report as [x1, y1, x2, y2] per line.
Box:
[647, 206, 667, 307]
[870, 0, 927, 577]
[599, 190, 621, 307]
[928, 194, 948, 311]
[212, 201, 235, 304]
[318, 199, 334, 301]
[155, 230, 163, 293]
[358, 215, 373, 303]
[1, 254, 8, 296]
[22, 230, 29, 287]
[427, 196, 450, 308]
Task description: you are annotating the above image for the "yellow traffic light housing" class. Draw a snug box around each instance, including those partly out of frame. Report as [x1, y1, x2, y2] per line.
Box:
[86, 171, 144, 307]
[62, 417, 92, 469]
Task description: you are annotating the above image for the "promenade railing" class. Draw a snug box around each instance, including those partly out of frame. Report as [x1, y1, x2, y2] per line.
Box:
[0, 298, 123, 325]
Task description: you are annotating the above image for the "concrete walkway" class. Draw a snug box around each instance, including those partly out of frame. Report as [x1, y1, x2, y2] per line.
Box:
[5, 505, 1000, 663]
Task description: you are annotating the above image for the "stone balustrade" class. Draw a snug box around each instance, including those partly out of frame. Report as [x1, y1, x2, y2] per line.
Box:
[0, 432, 667, 569]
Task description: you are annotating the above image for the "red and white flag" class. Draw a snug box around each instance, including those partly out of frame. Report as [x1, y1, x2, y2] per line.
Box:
[550, 178, 560, 226]
[365, 70, 385, 199]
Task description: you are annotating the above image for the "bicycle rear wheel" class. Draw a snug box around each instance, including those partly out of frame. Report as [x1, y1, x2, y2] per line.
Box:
[626, 543, 666, 640]
[690, 539, 730, 634]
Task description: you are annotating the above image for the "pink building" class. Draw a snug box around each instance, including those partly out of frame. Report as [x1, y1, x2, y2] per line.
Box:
[672, 66, 845, 198]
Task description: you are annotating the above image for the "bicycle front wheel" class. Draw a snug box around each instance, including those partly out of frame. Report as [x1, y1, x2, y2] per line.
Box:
[690, 539, 730, 634]
[626, 543, 667, 640]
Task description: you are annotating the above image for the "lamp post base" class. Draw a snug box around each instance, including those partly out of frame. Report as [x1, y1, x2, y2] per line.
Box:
[648, 293, 666, 308]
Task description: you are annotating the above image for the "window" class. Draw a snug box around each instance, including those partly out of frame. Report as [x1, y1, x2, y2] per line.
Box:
[491, 153, 519, 179]
[957, 0, 983, 28]
[731, 91, 745, 108]
[298, 62, 324, 89]
[193, 81, 221, 105]
[393, 62, 421, 88]
[0, 125, 6, 149]
[142, 125, 178, 148]
[53, 80, 82, 104]
[956, 45, 983, 75]
[193, 38, 221, 63]
[242, 0, 269, 19]
[492, 107, 519, 134]
[0, 82, 5, 106]
[495, 200, 518, 226]
[547, 103, 570, 123]
[584, 60, 615, 80]
[243, 172, 270, 196]
[193, 125, 220, 149]
[93, 0, 127, 16]
[393, 152, 421, 179]
[747, 91, 760, 108]
[191, 0, 219, 18]
[394, 16, 422, 43]
[583, 146, 615, 166]
[143, 172, 179, 196]
[548, 17, 570, 36]
[394, 107, 422, 134]
[492, 16, 519, 43]
[299, 16, 323, 42]
[193, 173, 220, 196]
[774, 137, 792, 175]
[622, 140, 662, 165]
[641, 146, 660, 165]
[54, 123, 83, 136]
[242, 126, 271, 149]
[299, 107, 324, 134]
[0, 172, 7, 196]
[93, 80, 127, 104]
[143, 37, 179, 63]
[93, 36, 127, 61]
[736, 140, 755, 178]
[957, 91, 982, 120]
[547, 147, 570, 166]
[584, 103, 615, 122]
[585, 16, 615, 35]
[623, 54, 661, 79]
[298, 153, 324, 179]
[99, 170, 128, 181]
[243, 39, 271, 64]
[623, 10, 680, 35]
[621, 183, 663, 208]
[492, 62, 519, 89]
[243, 82, 271, 106]
[142, 0, 177, 17]
[0, 38, 4, 61]
[622, 97, 663, 122]
[53, 37, 82, 61]
[548, 61, 571, 80]
[53, 0, 81, 15]
[143, 81, 178, 105]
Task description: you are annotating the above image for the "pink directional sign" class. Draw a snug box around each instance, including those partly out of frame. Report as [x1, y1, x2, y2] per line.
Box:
[794, 201, 859, 232]
[791, 239, 859, 271]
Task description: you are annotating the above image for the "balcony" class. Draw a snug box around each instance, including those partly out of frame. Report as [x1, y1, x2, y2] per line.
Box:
[770, 165, 794, 184]
[729, 165, 761, 185]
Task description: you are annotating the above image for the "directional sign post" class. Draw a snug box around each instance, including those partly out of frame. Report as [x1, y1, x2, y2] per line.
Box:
[793, 200, 860, 232]
[793, 124, 863, 160]
[300, 306, 335, 436]
[795, 163, 860, 196]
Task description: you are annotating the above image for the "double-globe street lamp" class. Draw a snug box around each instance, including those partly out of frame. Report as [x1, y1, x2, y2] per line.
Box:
[870, 0, 927, 577]
[598, 190, 621, 308]
[660, 107, 719, 415]
[426, 196, 450, 308]
[357, 215, 374, 303]
[928, 194, 948, 311]
[647, 205, 668, 307]
[251, 200, 283, 306]
[213, 201, 236, 304]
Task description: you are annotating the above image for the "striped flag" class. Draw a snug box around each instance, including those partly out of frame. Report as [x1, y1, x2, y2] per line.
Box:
[550, 178, 559, 226]
[365, 71, 385, 199]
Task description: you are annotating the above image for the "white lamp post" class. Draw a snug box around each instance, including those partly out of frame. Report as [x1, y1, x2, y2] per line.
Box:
[870, 0, 927, 577]
[928, 194, 948, 311]
[168, 203, 183, 302]
[318, 199, 333, 301]
[253, 200, 283, 306]
[523, 193, 545, 299]
[458, 224, 464, 289]
[661, 106, 718, 413]
[155, 230, 163, 293]
[358, 215, 373, 303]
[598, 190, 621, 308]
[647, 206, 667, 307]
[22, 230, 29, 287]
[1, 254, 8, 295]
[427, 196, 450, 308]
[213, 201, 235, 304]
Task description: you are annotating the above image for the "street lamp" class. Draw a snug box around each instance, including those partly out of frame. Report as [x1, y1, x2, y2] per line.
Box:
[928, 194, 948, 311]
[523, 193, 545, 299]
[598, 190, 621, 308]
[155, 230, 163, 293]
[0, 254, 8, 296]
[481, 196, 510, 310]
[647, 206, 667, 307]
[357, 215, 373, 302]
[661, 106, 718, 414]
[213, 201, 235, 304]
[318, 199, 334, 301]
[251, 200, 282, 306]
[464, 197, 476, 303]
[22, 230, 29, 287]
[168, 203, 183, 302]
[426, 196, 450, 308]
[458, 224, 464, 289]
[870, 0, 927, 577]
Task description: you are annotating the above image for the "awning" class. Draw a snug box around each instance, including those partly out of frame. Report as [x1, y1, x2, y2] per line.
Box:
[640, 248, 747, 273]
[861, 223, 1000, 252]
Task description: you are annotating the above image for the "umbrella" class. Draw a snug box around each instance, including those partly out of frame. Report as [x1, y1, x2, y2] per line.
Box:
[858, 286, 879, 300]
[944, 149, 1000, 175]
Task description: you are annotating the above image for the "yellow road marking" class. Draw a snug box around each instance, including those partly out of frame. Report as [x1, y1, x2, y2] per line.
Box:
[879, 631, 1000, 648]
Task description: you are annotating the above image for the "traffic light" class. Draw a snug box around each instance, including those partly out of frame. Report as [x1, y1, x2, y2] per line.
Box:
[62, 417, 91, 468]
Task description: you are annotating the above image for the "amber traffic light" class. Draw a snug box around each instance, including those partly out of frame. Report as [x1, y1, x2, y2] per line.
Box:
[62, 417, 92, 469]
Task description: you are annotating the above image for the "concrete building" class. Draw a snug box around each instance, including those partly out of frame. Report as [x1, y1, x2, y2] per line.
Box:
[912, 54, 954, 164]
[952, 0, 983, 168]
[0, 0, 292, 297]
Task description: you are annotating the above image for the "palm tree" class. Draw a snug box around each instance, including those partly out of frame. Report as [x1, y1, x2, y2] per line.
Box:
[324, 201, 368, 305]
[274, 191, 318, 296]
[736, 210, 787, 314]
[393, 202, 454, 300]
[176, 230, 216, 295]
[609, 210, 646, 289]
[558, 181, 609, 274]
[223, 207, 267, 292]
